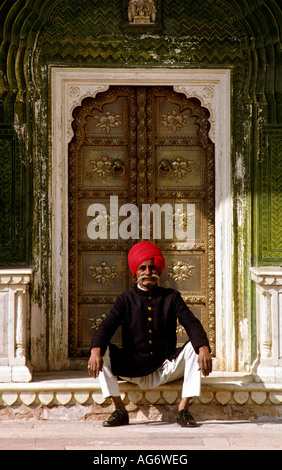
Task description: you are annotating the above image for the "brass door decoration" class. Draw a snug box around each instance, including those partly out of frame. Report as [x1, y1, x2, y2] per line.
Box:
[68, 86, 215, 358]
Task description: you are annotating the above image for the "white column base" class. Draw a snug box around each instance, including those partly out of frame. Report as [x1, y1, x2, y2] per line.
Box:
[0, 269, 33, 383]
[251, 267, 282, 383]
[254, 365, 282, 384]
[0, 365, 33, 383]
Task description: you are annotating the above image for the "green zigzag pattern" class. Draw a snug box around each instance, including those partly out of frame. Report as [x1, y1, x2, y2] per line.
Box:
[47, 0, 122, 36]
[162, 0, 237, 38]
[269, 137, 282, 253]
[39, 0, 246, 68]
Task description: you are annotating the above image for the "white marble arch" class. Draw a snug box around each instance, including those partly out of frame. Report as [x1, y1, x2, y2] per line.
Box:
[50, 67, 233, 371]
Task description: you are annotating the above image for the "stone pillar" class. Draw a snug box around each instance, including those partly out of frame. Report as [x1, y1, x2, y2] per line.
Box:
[250, 267, 282, 383]
[0, 269, 33, 382]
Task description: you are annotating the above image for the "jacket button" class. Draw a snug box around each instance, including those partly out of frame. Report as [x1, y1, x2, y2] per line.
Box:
[148, 317, 152, 321]
[149, 340, 152, 344]
[148, 306, 152, 310]
[149, 329, 152, 334]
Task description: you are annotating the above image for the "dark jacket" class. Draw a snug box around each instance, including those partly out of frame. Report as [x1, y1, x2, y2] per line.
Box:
[90, 285, 210, 377]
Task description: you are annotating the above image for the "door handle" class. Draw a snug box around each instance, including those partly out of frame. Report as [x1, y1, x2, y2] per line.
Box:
[112, 159, 125, 176]
[158, 160, 171, 176]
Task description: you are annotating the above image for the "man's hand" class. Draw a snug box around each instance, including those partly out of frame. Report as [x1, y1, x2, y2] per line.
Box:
[198, 346, 212, 377]
[88, 347, 103, 378]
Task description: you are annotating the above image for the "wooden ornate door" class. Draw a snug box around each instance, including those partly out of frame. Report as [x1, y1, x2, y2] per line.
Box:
[68, 86, 215, 358]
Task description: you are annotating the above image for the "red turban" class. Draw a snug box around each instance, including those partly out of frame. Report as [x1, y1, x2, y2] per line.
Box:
[128, 241, 166, 277]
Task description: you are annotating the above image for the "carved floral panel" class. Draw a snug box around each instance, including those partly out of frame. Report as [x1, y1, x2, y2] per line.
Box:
[80, 147, 127, 189]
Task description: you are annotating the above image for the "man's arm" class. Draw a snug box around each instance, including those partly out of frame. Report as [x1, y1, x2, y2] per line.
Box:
[89, 294, 125, 356]
[88, 347, 103, 378]
[174, 291, 211, 353]
[173, 291, 212, 376]
[198, 345, 212, 377]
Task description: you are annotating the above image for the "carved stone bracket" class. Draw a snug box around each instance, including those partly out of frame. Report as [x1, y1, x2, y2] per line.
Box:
[0, 269, 33, 382]
[66, 82, 216, 142]
[67, 84, 110, 141]
[173, 85, 215, 142]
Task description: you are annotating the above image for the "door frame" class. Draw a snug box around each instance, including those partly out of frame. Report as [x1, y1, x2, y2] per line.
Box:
[50, 67, 233, 371]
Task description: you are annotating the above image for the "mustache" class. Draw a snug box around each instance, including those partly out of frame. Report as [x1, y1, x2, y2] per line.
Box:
[136, 274, 160, 283]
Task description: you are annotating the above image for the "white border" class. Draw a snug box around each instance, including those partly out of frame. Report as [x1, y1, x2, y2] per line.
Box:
[51, 67, 233, 370]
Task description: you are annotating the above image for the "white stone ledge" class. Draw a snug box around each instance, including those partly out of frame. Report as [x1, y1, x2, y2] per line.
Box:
[0, 372, 281, 408]
[0, 269, 33, 285]
[250, 267, 282, 286]
[1, 371, 282, 391]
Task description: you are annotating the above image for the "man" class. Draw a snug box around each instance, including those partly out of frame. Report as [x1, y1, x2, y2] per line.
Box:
[88, 241, 212, 427]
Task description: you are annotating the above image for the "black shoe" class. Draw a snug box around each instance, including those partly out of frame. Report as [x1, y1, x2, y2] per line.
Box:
[177, 409, 197, 427]
[102, 409, 129, 427]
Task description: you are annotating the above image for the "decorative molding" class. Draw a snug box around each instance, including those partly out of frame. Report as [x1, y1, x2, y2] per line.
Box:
[250, 267, 282, 286]
[67, 84, 109, 140]
[0, 375, 282, 419]
[0, 269, 34, 285]
[53, 68, 232, 146]
[173, 85, 215, 141]
[51, 67, 232, 370]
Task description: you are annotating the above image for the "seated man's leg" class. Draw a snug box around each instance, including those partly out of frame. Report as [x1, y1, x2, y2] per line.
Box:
[121, 341, 201, 398]
[120, 342, 200, 427]
[180, 341, 201, 398]
[98, 347, 128, 426]
[153, 341, 201, 397]
[98, 346, 120, 398]
[163, 342, 200, 427]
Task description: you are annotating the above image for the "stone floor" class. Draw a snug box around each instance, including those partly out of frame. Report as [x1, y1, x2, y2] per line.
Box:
[0, 418, 281, 450]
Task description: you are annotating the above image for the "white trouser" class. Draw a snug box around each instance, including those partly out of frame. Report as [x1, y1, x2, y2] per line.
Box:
[98, 341, 201, 399]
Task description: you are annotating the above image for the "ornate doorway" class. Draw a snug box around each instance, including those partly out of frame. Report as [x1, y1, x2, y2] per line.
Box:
[68, 86, 215, 358]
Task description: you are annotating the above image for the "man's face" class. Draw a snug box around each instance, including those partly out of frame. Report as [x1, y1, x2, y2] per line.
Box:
[135, 258, 160, 291]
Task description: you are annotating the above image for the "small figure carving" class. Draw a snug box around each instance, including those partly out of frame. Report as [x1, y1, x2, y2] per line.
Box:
[128, 0, 156, 24]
